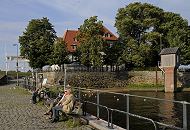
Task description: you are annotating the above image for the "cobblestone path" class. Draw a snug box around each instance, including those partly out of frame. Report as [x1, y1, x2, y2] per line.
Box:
[0, 84, 94, 130]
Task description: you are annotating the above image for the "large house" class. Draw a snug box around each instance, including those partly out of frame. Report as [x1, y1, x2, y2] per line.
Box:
[62, 26, 118, 61]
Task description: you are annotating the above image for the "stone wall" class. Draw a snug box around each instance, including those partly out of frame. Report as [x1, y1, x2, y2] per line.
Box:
[41, 71, 190, 88]
[127, 71, 164, 84]
[42, 71, 64, 85]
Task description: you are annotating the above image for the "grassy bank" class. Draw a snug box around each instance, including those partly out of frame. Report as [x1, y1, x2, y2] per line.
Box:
[0, 70, 32, 79]
[97, 83, 164, 92]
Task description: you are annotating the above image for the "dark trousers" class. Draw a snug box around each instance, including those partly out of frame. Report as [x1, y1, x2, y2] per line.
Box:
[52, 105, 62, 121]
[32, 91, 38, 104]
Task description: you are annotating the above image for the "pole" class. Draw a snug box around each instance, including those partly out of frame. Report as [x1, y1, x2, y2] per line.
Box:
[97, 90, 100, 119]
[156, 66, 158, 92]
[160, 34, 162, 51]
[16, 44, 19, 86]
[126, 94, 130, 130]
[182, 101, 187, 130]
[13, 44, 19, 86]
[5, 57, 8, 84]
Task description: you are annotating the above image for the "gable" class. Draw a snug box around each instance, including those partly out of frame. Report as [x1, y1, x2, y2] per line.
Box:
[63, 30, 80, 53]
[62, 26, 118, 53]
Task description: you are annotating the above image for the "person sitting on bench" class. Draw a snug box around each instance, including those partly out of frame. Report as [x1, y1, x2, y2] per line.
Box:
[43, 92, 63, 116]
[51, 85, 75, 123]
[31, 86, 48, 104]
[31, 78, 48, 104]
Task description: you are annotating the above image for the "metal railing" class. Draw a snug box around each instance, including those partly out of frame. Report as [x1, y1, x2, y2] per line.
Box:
[84, 100, 157, 130]
[74, 87, 190, 130]
[20, 78, 189, 130]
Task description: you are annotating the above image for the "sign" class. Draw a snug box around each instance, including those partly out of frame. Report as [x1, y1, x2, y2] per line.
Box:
[6, 56, 29, 62]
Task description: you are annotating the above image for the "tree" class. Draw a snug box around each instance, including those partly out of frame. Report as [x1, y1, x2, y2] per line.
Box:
[51, 38, 69, 66]
[77, 16, 104, 68]
[161, 12, 190, 64]
[103, 40, 123, 70]
[115, 2, 190, 67]
[19, 17, 57, 69]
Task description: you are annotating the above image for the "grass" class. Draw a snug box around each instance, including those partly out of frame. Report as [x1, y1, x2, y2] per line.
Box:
[13, 86, 31, 95]
[127, 83, 164, 90]
[64, 118, 82, 128]
[0, 86, 30, 95]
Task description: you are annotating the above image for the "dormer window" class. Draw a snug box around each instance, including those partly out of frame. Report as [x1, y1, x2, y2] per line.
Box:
[74, 38, 77, 42]
[71, 44, 77, 50]
[104, 33, 112, 38]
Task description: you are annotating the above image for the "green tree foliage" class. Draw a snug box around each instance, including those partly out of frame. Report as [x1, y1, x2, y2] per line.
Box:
[19, 17, 57, 69]
[51, 38, 69, 66]
[77, 16, 104, 67]
[115, 2, 190, 67]
[161, 12, 190, 64]
[103, 40, 123, 67]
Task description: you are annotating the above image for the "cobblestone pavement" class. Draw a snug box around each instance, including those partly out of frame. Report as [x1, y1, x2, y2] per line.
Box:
[0, 83, 94, 130]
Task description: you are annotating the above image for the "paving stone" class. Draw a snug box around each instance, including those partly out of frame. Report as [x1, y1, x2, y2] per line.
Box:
[0, 83, 95, 130]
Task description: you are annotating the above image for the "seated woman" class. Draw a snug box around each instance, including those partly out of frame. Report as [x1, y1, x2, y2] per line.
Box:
[43, 92, 63, 116]
[50, 85, 75, 123]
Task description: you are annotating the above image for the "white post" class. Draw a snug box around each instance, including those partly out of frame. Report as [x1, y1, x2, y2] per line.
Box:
[13, 44, 19, 86]
[64, 68, 67, 90]
[5, 56, 8, 83]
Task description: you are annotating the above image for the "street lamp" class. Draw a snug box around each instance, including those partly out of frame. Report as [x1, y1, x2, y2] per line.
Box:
[13, 44, 19, 86]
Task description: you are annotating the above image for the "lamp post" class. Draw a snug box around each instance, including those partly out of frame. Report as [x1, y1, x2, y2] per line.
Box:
[160, 33, 162, 51]
[13, 44, 19, 86]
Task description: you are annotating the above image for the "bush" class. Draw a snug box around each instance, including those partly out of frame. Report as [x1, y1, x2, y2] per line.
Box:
[48, 86, 64, 98]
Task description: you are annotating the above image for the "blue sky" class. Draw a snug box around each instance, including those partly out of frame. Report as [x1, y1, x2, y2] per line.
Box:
[0, 0, 190, 71]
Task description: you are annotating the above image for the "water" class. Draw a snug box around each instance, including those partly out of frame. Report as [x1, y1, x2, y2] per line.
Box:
[80, 91, 190, 130]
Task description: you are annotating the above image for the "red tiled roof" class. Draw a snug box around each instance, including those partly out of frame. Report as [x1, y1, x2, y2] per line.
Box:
[102, 26, 118, 41]
[63, 30, 80, 53]
[63, 26, 118, 53]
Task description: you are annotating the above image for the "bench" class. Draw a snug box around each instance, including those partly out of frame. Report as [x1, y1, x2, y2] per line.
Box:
[59, 100, 83, 124]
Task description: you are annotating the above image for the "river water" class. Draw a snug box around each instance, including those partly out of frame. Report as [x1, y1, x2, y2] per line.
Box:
[81, 91, 190, 130]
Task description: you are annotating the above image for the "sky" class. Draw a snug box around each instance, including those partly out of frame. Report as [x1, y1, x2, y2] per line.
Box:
[0, 0, 190, 71]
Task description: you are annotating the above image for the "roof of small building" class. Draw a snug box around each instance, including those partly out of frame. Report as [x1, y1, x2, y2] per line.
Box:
[159, 47, 179, 55]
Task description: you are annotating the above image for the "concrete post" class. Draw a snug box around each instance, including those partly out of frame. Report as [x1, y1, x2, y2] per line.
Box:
[163, 67, 177, 92]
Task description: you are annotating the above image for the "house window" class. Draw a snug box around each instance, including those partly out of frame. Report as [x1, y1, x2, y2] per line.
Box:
[74, 38, 77, 42]
[109, 43, 113, 48]
[104, 33, 112, 38]
[71, 45, 77, 50]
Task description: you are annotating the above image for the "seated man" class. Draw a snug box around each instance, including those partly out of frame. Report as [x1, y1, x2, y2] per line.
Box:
[31, 78, 48, 104]
[51, 85, 75, 123]
[31, 86, 49, 104]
